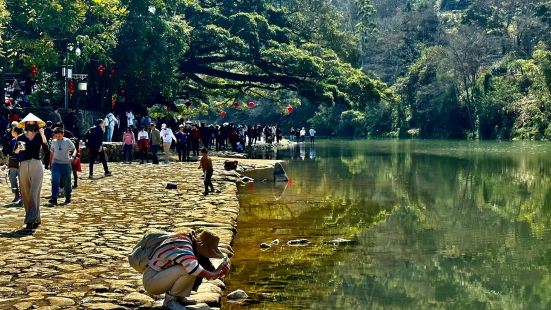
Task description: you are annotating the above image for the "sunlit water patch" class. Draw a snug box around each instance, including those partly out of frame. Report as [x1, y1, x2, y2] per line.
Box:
[225, 140, 551, 309]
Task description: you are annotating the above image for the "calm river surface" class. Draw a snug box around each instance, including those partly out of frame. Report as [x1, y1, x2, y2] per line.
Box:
[224, 140, 551, 309]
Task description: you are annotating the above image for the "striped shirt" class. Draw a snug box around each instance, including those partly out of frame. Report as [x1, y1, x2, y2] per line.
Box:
[147, 235, 204, 276]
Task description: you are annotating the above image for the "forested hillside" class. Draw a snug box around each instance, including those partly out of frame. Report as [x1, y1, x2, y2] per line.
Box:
[315, 0, 551, 139]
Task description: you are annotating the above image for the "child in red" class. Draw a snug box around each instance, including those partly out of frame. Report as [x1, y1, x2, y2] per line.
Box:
[71, 139, 82, 188]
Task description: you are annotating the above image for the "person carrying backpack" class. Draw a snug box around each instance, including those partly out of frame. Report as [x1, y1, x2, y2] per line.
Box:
[129, 230, 233, 310]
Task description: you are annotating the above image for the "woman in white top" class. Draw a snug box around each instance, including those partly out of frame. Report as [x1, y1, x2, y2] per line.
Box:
[137, 126, 149, 164]
[160, 124, 177, 163]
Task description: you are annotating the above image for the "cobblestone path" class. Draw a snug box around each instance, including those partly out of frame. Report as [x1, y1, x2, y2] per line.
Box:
[0, 158, 273, 310]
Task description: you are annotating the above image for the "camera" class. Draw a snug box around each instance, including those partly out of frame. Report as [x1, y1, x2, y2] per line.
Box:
[17, 141, 26, 151]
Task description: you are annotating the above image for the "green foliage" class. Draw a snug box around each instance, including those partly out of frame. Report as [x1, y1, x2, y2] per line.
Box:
[2, 0, 549, 140]
[477, 45, 551, 140]
[395, 46, 468, 138]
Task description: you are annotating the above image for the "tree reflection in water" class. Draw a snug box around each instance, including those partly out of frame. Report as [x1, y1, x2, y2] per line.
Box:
[226, 140, 551, 310]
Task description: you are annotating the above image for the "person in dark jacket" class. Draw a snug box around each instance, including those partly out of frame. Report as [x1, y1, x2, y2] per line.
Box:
[85, 119, 111, 179]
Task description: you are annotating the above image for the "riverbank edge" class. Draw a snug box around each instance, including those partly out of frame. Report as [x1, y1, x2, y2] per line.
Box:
[188, 157, 279, 310]
[0, 152, 284, 310]
[196, 146, 296, 310]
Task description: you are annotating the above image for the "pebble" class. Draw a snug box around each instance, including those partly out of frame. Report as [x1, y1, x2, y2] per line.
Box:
[227, 289, 248, 300]
[122, 292, 155, 306]
[186, 303, 211, 310]
[271, 239, 280, 245]
[47, 297, 75, 307]
[287, 239, 310, 246]
[324, 238, 355, 246]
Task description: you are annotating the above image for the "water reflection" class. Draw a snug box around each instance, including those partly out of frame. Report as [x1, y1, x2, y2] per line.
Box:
[226, 140, 551, 309]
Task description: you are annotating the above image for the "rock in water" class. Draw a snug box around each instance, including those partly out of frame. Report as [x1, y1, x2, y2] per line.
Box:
[260, 243, 271, 249]
[271, 239, 280, 245]
[273, 162, 288, 182]
[287, 239, 310, 246]
[227, 289, 248, 300]
[324, 238, 355, 246]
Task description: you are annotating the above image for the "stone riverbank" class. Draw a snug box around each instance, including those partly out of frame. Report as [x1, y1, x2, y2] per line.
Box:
[0, 157, 276, 309]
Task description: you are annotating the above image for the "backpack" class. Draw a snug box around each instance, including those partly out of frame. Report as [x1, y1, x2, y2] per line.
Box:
[128, 232, 173, 273]
[84, 128, 93, 148]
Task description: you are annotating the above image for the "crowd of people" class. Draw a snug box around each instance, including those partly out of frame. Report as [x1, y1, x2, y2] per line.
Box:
[1, 113, 85, 230]
[108, 111, 318, 165]
[1, 104, 318, 230]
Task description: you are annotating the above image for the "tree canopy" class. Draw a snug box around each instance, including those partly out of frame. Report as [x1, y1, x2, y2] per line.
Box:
[2, 0, 551, 140]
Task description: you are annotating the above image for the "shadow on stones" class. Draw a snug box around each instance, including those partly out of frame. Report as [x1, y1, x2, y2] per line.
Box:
[0, 228, 34, 238]
[2, 203, 21, 208]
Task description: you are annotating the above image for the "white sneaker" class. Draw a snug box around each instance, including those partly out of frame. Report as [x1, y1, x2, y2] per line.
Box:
[162, 294, 187, 310]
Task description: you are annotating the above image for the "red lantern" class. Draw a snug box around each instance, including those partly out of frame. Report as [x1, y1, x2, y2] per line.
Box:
[68, 79, 75, 97]
[97, 65, 105, 77]
[233, 101, 240, 109]
[109, 67, 116, 77]
[287, 105, 294, 113]
[248, 101, 255, 108]
[221, 111, 227, 118]
[30, 65, 38, 79]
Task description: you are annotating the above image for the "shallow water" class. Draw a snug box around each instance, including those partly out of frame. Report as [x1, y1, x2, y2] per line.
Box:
[225, 140, 551, 309]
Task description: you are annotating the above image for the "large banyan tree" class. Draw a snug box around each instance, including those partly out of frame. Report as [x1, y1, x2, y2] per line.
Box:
[1, 0, 389, 121]
[114, 0, 390, 111]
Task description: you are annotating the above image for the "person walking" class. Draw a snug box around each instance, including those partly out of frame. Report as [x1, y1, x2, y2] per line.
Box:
[50, 107, 63, 124]
[137, 126, 149, 164]
[71, 138, 82, 189]
[175, 125, 189, 162]
[299, 127, 306, 142]
[7, 126, 23, 204]
[198, 148, 217, 196]
[48, 127, 76, 205]
[104, 111, 118, 142]
[122, 127, 136, 163]
[149, 123, 161, 165]
[85, 119, 112, 178]
[190, 124, 201, 156]
[126, 110, 136, 131]
[160, 124, 177, 164]
[15, 113, 47, 230]
[309, 127, 316, 143]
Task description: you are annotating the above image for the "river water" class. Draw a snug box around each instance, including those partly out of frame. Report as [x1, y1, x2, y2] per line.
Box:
[224, 140, 551, 309]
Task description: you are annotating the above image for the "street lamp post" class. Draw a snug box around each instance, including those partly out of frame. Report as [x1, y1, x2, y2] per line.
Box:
[62, 43, 81, 110]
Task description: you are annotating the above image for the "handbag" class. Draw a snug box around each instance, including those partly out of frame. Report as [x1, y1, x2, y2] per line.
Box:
[7, 156, 19, 169]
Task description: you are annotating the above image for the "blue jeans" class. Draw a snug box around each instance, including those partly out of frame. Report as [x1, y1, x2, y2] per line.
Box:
[51, 163, 72, 199]
[123, 144, 133, 162]
[151, 144, 159, 164]
[106, 126, 114, 142]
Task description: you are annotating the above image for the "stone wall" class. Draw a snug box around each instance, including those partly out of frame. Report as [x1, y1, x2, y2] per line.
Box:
[80, 143, 126, 163]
